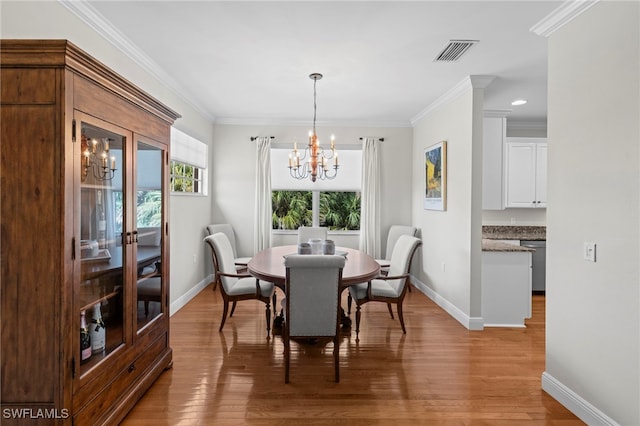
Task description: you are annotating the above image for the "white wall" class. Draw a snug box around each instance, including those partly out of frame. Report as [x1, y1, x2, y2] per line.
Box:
[411, 78, 485, 327]
[544, 2, 639, 425]
[0, 1, 215, 310]
[211, 124, 413, 256]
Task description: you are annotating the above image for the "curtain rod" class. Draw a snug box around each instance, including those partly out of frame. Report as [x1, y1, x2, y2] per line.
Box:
[250, 136, 275, 141]
[359, 137, 385, 142]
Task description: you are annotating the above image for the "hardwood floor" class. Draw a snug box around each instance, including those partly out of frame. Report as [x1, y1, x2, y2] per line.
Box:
[122, 286, 583, 425]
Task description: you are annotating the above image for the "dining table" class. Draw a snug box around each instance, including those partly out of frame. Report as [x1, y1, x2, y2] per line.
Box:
[247, 245, 380, 329]
[247, 245, 380, 290]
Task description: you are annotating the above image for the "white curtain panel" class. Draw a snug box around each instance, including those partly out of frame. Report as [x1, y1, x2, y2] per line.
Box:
[255, 137, 272, 252]
[359, 137, 381, 257]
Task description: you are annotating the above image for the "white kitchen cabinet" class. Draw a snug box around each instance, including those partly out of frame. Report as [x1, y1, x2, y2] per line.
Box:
[504, 138, 547, 208]
[482, 114, 507, 210]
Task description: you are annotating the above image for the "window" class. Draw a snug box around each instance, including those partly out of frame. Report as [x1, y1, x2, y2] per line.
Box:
[270, 145, 363, 232]
[272, 190, 361, 230]
[170, 127, 208, 195]
[170, 160, 203, 193]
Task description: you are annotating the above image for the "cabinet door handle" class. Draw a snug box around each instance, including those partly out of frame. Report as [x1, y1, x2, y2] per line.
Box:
[132, 230, 139, 243]
[125, 232, 132, 245]
[128, 363, 136, 373]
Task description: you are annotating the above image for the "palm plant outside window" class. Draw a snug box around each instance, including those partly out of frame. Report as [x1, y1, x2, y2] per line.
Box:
[272, 190, 360, 230]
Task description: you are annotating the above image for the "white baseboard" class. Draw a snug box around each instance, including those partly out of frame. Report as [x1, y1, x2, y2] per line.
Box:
[169, 274, 213, 316]
[411, 275, 484, 330]
[541, 372, 619, 426]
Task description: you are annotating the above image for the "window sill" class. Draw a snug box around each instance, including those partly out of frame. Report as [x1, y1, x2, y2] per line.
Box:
[271, 229, 360, 236]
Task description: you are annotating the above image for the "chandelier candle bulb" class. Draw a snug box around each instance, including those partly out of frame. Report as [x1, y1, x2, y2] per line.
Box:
[104, 139, 109, 151]
[111, 156, 116, 170]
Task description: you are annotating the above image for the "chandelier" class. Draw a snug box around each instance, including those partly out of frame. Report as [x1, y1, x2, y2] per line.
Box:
[288, 73, 338, 182]
[82, 136, 117, 182]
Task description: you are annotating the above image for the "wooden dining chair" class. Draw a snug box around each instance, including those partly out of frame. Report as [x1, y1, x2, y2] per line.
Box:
[297, 226, 328, 244]
[348, 235, 421, 339]
[375, 225, 417, 269]
[283, 254, 345, 383]
[206, 224, 252, 273]
[204, 233, 275, 337]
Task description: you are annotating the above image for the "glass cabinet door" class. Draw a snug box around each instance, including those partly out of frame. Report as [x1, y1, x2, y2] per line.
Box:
[135, 139, 166, 332]
[78, 121, 127, 375]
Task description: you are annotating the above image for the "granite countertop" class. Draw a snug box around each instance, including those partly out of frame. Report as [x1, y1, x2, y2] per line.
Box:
[482, 225, 546, 241]
[482, 239, 535, 252]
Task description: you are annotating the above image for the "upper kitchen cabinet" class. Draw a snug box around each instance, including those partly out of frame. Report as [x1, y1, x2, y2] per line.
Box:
[504, 138, 547, 208]
[1, 40, 180, 425]
[482, 114, 508, 210]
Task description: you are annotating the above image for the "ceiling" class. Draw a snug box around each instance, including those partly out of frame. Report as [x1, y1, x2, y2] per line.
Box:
[72, 1, 562, 127]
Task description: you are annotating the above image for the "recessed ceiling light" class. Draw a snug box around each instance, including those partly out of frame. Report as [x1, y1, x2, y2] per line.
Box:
[511, 99, 527, 106]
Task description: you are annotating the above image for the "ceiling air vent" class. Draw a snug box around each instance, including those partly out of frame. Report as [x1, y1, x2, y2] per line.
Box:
[434, 40, 478, 62]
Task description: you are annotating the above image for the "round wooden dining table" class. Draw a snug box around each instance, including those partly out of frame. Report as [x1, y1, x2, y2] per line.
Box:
[247, 245, 380, 290]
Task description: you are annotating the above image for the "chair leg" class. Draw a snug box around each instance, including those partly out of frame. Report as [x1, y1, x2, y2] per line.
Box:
[284, 333, 290, 383]
[355, 305, 362, 340]
[265, 301, 272, 338]
[219, 301, 230, 332]
[229, 301, 237, 317]
[397, 302, 406, 334]
[333, 335, 340, 383]
[347, 293, 352, 315]
[387, 303, 394, 319]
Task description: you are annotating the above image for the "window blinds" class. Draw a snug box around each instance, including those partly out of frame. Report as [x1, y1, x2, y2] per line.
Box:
[170, 127, 208, 169]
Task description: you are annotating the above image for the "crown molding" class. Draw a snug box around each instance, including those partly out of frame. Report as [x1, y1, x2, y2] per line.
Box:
[484, 109, 512, 118]
[215, 117, 412, 128]
[411, 75, 496, 126]
[57, 0, 215, 122]
[531, 0, 600, 37]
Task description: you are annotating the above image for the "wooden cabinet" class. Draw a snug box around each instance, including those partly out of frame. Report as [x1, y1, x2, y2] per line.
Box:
[504, 138, 547, 208]
[1, 40, 180, 425]
[482, 114, 507, 210]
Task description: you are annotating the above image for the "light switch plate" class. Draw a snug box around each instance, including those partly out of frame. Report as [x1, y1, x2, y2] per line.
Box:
[584, 242, 596, 262]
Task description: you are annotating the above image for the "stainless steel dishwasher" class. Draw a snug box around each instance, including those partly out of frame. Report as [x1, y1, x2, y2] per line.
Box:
[521, 240, 546, 293]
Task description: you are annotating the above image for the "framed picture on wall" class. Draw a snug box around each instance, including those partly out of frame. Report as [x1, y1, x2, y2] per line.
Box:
[424, 141, 447, 211]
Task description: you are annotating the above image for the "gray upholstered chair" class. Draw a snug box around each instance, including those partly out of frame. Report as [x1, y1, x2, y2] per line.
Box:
[348, 235, 421, 339]
[375, 225, 418, 269]
[283, 254, 345, 383]
[205, 233, 275, 337]
[297, 226, 328, 244]
[206, 223, 252, 268]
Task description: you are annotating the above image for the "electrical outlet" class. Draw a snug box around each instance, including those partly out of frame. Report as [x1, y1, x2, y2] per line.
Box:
[193, 253, 197, 263]
[584, 242, 596, 262]
[510, 217, 516, 225]
[441, 262, 446, 272]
